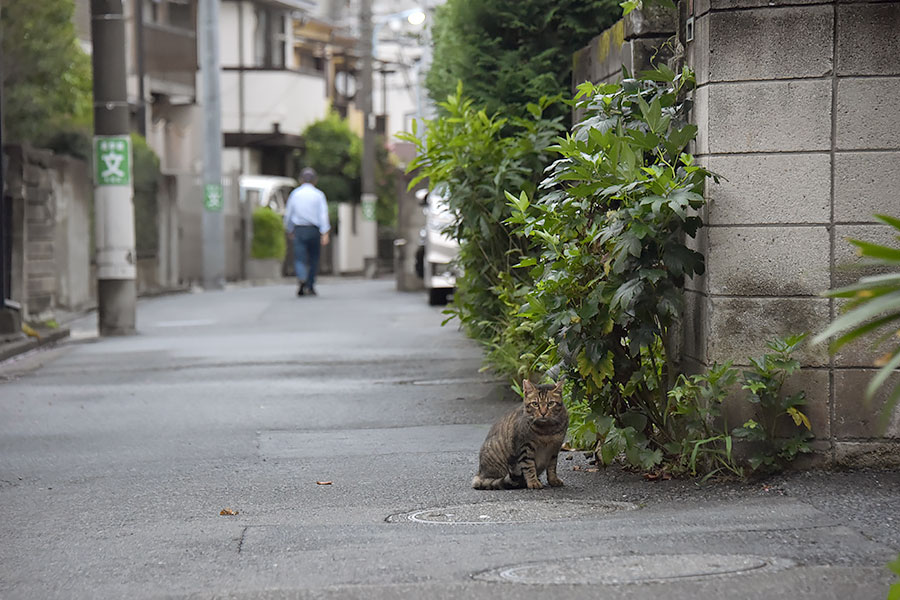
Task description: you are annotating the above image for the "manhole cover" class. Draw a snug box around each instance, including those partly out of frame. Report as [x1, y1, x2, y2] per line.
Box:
[387, 499, 638, 524]
[474, 554, 796, 584]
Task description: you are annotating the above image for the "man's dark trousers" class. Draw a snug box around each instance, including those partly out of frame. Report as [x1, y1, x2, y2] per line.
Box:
[292, 225, 321, 289]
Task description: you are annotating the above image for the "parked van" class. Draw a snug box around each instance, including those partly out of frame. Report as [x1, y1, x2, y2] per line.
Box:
[420, 184, 459, 305]
[239, 175, 298, 214]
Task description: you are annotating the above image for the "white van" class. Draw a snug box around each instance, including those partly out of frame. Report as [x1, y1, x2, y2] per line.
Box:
[421, 184, 459, 305]
[239, 175, 298, 214]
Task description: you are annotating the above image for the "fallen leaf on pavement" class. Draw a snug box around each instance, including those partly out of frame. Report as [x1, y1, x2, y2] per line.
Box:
[220, 508, 238, 516]
[316, 481, 333, 485]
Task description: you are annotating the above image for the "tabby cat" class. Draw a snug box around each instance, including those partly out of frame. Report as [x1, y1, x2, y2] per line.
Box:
[472, 380, 568, 490]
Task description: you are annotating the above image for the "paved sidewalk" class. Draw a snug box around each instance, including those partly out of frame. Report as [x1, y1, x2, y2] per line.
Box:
[0, 279, 898, 600]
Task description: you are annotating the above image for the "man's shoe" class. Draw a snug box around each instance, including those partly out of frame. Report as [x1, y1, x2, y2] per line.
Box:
[306, 285, 317, 296]
[297, 282, 305, 296]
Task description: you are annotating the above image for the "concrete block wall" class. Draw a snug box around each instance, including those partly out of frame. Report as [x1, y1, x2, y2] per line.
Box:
[683, 0, 900, 466]
[4, 146, 60, 318]
[51, 154, 93, 311]
[572, 6, 677, 99]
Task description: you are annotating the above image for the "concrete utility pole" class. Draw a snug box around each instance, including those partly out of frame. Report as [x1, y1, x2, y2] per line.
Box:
[91, 0, 137, 335]
[359, 0, 378, 277]
[199, 0, 225, 289]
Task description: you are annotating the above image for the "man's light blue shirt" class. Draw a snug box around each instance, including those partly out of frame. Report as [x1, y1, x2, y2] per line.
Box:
[284, 183, 331, 234]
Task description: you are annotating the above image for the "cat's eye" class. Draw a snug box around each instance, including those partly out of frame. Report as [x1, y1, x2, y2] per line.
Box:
[529, 402, 540, 408]
[548, 401, 560, 407]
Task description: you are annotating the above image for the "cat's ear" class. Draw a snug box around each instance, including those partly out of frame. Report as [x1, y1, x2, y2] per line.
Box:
[552, 379, 564, 394]
[522, 380, 535, 397]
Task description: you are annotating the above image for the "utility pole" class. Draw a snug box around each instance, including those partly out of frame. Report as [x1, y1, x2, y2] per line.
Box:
[199, 0, 225, 289]
[91, 0, 136, 335]
[359, 0, 378, 277]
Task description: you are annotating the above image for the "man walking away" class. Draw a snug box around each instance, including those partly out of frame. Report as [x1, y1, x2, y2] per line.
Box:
[284, 168, 331, 296]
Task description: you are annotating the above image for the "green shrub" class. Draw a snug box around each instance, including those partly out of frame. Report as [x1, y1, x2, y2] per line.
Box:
[399, 83, 565, 381]
[668, 334, 813, 478]
[506, 66, 712, 469]
[427, 0, 620, 123]
[132, 133, 161, 259]
[250, 207, 286, 260]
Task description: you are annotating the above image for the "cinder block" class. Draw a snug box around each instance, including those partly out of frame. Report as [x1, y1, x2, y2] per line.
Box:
[27, 224, 55, 242]
[706, 153, 830, 225]
[707, 296, 831, 366]
[624, 37, 672, 76]
[707, 80, 832, 153]
[625, 5, 676, 38]
[833, 224, 896, 287]
[834, 369, 900, 439]
[708, 0, 824, 8]
[834, 441, 900, 468]
[687, 13, 710, 87]
[26, 240, 54, 260]
[706, 226, 831, 296]
[684, 223, 708, 294]
[25, 201, 52, 224]
[682, 289, 709, 363]
[789, 440, 833, 470]
[835, 151, 900, 222]
[26, 275, 55, 295]
[692, 84, 709, 155]
[579, 21, 626, 84]
[23, 165, 49, 188]
[836, 77, 900, 150]
[573, 42, 597, 87]
[707, 5, 832, 82]
[27, 259, 56, 277]
[837, 3, 900, 76]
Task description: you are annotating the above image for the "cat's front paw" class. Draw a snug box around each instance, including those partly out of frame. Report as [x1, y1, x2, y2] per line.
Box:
[547, 477, 564, 487]
[526, 480, 544, 490]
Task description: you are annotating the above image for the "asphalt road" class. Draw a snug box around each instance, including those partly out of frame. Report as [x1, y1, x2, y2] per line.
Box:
[1, 278, 898, 600]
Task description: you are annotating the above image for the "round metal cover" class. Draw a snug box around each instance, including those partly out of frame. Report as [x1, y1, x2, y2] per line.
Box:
[387, 499, 638, 524]
[474, 554, 796, 584]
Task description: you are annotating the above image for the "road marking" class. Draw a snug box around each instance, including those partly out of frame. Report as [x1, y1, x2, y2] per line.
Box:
[153, 319, 216, 328]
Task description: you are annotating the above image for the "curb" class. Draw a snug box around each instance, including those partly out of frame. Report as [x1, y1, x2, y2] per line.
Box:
[0, 327, 71, 364]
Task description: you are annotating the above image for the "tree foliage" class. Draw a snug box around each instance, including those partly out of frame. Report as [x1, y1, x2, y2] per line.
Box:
[1, 0, 93, 148]
[298, 111, 399, 228]
[250, 207, 287, 260]
[426, 0, 620, 121]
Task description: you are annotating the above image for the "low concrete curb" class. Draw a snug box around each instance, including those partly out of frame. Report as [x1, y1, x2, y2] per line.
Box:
[0, 326, 70, 363]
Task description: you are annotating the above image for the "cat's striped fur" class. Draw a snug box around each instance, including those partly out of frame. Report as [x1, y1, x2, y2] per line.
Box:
[472, 380, 568, 490]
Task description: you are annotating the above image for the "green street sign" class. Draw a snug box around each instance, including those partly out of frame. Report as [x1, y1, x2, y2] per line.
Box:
[204, 184, 224, 212]
[94, 136, 131, 186]
[362, 198, 377, 222]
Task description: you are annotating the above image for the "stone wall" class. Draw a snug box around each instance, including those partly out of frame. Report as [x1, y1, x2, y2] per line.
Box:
[3, 145, 89, 318]
[3, 144, 198, 320]
[573, 1, 900, 466]
[572, 6, 676, 87]
[683, 0, 900, 466]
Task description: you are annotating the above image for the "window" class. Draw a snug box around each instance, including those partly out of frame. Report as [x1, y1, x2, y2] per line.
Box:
[168, 1, 193, 30]
[254, 6, 287, 68]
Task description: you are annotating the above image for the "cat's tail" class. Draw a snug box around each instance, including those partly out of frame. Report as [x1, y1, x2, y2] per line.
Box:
[471, 474, 517, 490]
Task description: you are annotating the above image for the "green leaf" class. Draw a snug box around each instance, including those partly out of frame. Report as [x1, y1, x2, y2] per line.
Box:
[620, 0, 641, 15]
[866, 348, 900, 401]
[848, 239, 900, 263]
[875, 214, 900, 232]
[813, 290, 900, 345]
